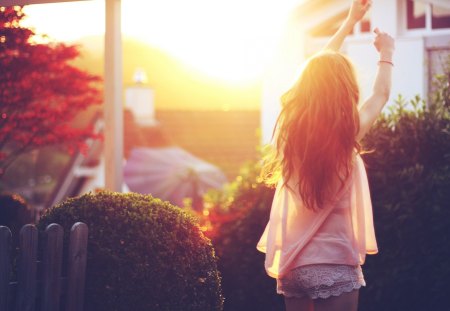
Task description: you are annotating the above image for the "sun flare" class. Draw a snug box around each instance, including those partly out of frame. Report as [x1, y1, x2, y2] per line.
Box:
[22, 0, 300, 85]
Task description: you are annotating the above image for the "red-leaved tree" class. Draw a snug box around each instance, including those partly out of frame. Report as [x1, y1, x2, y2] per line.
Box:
[0, 6, 102, 177]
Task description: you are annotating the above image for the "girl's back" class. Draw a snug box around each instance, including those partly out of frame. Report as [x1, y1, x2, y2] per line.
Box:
[257, 2, 394, 308]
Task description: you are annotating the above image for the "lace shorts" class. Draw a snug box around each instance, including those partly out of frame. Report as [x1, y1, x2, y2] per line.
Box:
[276, 264, 366, 300]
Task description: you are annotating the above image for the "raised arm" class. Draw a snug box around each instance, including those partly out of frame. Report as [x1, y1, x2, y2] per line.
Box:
[323, 0, 372, 51]
[356, 28, 395, 141]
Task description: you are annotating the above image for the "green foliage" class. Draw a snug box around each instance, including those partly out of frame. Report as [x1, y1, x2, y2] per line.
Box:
[38, 191, 223, 311]
[204, 89, 449, 310]
[203, 163, 282, 311]
[430, 54, 450, 110]
[358, 93, 450, 311]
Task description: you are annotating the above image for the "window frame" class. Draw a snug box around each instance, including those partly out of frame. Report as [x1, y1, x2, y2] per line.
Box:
[401, 0, 450, 35]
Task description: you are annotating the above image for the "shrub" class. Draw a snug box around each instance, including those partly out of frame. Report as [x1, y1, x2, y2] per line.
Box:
[203, 96, 449, 311]
[202, 164, 282, 311]
[358, 94, 450, 311]
[38, 191, 223, 311]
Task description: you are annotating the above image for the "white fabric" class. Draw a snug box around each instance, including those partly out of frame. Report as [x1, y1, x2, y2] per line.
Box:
[257, 154, 378, 279]
[277, 264, 366, 299]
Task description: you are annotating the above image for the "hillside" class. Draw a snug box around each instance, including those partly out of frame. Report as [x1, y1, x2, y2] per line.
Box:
[72, 36, 262, 111]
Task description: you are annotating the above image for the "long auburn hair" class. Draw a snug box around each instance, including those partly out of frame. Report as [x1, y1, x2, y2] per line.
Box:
[262, 51, 362, 210]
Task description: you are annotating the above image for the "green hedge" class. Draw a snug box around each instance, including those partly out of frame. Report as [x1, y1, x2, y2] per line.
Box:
[359, 95, 450, 311]
[202, 165, 282, 311]
[204, 93, 449, 310]
[38, 191, 223, 311]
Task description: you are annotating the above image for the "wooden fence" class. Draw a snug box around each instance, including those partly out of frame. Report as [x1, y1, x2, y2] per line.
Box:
[0, 222, 88, 311]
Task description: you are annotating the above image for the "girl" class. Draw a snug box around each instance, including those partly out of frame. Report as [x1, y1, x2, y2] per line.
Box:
[257, 1, 395, 311]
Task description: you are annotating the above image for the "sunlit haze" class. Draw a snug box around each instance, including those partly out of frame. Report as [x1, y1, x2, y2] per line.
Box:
[22, 0, 302, 85]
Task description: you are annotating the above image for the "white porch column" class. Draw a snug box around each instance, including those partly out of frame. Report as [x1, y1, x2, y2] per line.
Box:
[104, 0, 123, 191]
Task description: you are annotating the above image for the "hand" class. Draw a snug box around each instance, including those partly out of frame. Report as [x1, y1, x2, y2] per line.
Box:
[348, 0, 372, 23]
[373, 28, 395, 55]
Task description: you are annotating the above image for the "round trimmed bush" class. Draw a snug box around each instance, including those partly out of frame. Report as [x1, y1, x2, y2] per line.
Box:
[38, 191, 223, 311]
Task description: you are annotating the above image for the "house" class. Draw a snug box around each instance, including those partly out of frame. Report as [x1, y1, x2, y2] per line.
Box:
[261, 0, 450, 143]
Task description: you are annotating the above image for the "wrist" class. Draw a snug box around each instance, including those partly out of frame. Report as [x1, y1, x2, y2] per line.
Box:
[378, 60, 394, 66]
[379, 50, 394, 60]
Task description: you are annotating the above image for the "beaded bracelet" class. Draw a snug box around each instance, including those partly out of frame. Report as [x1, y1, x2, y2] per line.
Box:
[378, 60, 394, 66]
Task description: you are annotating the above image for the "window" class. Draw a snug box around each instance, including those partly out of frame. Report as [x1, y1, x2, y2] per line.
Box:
[406, 0, 450, 30]
[407, 0, 426, 29]
[427, 48, 450, 96]
[432, 4, 450, 29]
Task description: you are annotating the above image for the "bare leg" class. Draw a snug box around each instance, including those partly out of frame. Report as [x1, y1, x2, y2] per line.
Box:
[314, 289, 359, 311]
[284, 296, 314, 311]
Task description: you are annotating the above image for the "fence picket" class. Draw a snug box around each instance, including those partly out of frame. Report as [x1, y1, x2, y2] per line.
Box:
[0, 227, 12, 311]
[1, 222, 88, 311]
[65, 222, 89, 311]
[15, 225, 38, 311]
[41, 224, 64, 311]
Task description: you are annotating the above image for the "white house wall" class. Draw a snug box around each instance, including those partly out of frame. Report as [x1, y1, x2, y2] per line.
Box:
[371, 0, 399, 37]
[261, 0, 450, 144]
[346, 36, 426, 106]
[391, 37, 426, 102]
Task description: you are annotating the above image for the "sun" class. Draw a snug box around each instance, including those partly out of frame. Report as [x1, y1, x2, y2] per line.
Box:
[122, 0, 299, 84]
[22, 0, 301, 85]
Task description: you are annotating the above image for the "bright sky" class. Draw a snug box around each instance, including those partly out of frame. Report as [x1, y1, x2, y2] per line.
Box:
[22, 0, 303, 84]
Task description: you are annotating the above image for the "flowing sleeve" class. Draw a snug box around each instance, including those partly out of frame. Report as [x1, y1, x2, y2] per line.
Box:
[350, 155, 378, 263]
[257, 154, 377, 278]
[256, 180, 336, 278]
